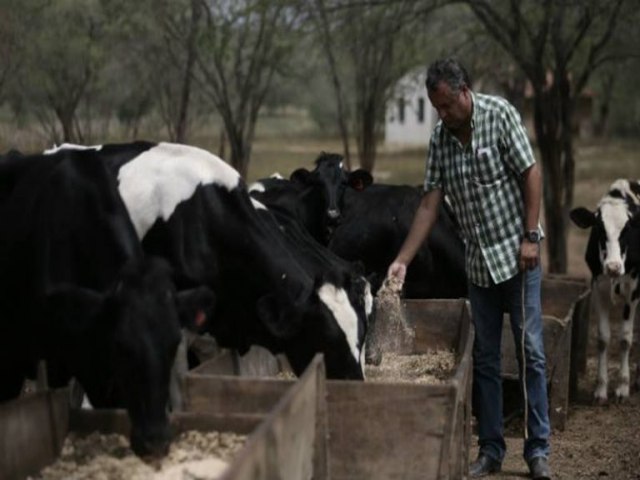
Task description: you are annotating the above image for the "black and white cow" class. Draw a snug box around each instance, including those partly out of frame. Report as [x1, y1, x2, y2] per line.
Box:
[46, 142, 371, 380]
[0, 149, 212, 457]
[250, 198, 374, 370]
[570, 179, 640, 402]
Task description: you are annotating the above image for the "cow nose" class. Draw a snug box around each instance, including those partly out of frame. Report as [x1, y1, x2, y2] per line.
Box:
[130, 424, 172, 458]
[605, 262, 623, 277]
[132, 436, 170, 459]
[328, 208, 340, 220]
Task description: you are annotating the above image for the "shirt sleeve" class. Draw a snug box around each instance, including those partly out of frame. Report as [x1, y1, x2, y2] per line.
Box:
[423, 132, 443, 192]
[499, 102, 535, 175]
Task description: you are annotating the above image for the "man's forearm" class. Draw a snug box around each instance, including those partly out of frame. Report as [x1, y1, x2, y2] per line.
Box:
[523, 163, 542, 231]
[396, 189, 442, 265]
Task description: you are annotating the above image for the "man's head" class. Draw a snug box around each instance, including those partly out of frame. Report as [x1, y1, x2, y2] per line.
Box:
[426, 58, 473, 132]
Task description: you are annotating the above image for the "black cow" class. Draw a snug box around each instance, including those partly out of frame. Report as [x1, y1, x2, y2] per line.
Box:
[271, 152, 373, 243]
[0, 149, 212, 457]
[328, 184, 467, 298]
[570, 179, 640, 402]
[46, 142, 370, 380]
[250, 157, 467, 299]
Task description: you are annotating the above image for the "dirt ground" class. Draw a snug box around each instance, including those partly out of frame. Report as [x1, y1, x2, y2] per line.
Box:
[471, 312, 640, 480]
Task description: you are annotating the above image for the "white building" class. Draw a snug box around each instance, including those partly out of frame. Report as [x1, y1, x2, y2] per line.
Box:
[385, 68, 438, 147]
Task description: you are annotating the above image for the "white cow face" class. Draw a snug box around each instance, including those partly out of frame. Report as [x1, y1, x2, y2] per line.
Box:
[599, 200, 630, 276]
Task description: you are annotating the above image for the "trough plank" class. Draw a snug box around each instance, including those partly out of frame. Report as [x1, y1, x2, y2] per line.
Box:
[186, 375, 293, 415]
[0, 389, 69, 480]
[404, 299, 467, 352]
[326, 380, 454, 480]
[219, 355, 326, 480]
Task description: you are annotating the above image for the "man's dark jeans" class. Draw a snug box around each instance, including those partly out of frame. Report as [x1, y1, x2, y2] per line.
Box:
[468, 265, 551, 463]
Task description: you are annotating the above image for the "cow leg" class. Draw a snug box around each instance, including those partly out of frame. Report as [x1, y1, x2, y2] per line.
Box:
[617, 277, 639, 399]
[169, 330, 189, 412]
[593, 278, 611, 403]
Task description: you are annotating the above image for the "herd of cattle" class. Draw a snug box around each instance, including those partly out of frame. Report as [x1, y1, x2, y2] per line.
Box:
[0, 141, 637, 459]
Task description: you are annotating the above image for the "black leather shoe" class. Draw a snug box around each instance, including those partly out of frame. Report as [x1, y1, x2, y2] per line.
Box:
[469, 453, 501, 478]
[528, 456, 552, 480]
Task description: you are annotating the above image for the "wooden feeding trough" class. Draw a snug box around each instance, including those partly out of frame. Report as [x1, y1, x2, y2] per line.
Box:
[189, 299, 474, 480]
[0, 354, 327, 480]
[500, 277, 591, 430]
[327, 298, 474, 480]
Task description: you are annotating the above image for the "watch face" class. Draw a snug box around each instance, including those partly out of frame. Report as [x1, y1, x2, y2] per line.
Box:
[527, 231, 540, 242]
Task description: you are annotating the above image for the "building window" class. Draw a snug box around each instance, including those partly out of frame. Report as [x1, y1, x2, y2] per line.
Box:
[398, 98, 405, 124]
[417, 98, 425, 123]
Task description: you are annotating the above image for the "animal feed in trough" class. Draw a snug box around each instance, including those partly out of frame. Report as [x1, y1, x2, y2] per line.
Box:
[28, 430, 245, 480]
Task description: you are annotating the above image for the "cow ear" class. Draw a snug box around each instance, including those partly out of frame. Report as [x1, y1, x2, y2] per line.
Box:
[348, 169, 373, 191]
[176, 286, 215, 332]
[569, 207, 596, 229]
[45, 285, 105, 335]
[256, 294, 303, 340]
[290, 168, 312, 184]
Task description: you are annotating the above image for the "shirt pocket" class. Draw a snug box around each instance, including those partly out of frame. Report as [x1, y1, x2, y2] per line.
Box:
[471, 145, 506, 186]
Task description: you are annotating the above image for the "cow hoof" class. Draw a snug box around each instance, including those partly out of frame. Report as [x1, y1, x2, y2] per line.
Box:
[592, 394, 608, 406]
[614, 385, 630, 402]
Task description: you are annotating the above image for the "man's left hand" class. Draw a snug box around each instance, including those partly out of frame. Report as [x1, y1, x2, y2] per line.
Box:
[519, 241, 539, 271]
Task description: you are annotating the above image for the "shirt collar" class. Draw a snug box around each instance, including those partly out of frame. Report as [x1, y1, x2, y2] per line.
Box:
[470, 91, 477, 130]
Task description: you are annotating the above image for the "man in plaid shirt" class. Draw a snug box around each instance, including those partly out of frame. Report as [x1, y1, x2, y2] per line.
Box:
[388, 58, 551, 480]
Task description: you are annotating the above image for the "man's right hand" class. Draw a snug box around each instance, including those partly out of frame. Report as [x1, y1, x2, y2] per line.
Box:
[387, 261, 407, 283]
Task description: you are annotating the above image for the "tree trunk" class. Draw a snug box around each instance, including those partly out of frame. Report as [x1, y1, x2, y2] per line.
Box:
[227, 126, 248, 179]
[175, 0, 201, 143]
[58, 109, 75, 143]
[532, 80, 575, 274]
[218, 127, 226, 161]
[355, 89, 379, 172]
[593, 73, 615, 137]
[358, 114, 377, 172]
[313, 0, 352, 170]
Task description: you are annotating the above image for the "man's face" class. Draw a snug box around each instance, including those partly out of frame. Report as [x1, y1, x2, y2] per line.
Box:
[428, 81, 472, 131]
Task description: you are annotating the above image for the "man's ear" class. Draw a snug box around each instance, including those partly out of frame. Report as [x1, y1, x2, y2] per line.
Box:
[348, 170, 373, 191]
[569, 207, 596, 229]
[290, 168, 312, 184]
[176, 286, 215, 332]
[45, 285, 105, 336]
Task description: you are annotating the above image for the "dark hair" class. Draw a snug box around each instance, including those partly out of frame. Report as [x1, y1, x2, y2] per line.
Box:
[425, 58, 472, 93]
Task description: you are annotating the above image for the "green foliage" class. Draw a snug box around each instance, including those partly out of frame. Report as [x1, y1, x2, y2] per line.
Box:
[0, 0, 637, 152]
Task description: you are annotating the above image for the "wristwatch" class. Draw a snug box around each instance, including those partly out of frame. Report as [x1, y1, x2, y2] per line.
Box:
[524, 230, 541, 243]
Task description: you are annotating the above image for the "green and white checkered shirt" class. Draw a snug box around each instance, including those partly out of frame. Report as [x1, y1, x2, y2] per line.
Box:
[424, 92, 540, 287]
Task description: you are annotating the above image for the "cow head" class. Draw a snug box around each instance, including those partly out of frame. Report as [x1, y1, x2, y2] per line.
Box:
[570, 181, 640, 278]
[290, 153, 373, 240]
[46, 257, 214, 458]
[256, 270, 372, 380]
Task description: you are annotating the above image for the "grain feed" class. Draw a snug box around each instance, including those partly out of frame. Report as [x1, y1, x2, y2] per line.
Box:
[365, 350, 456, 384]
[29, 430, 246, 480]
[366, 276, 415, 365]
